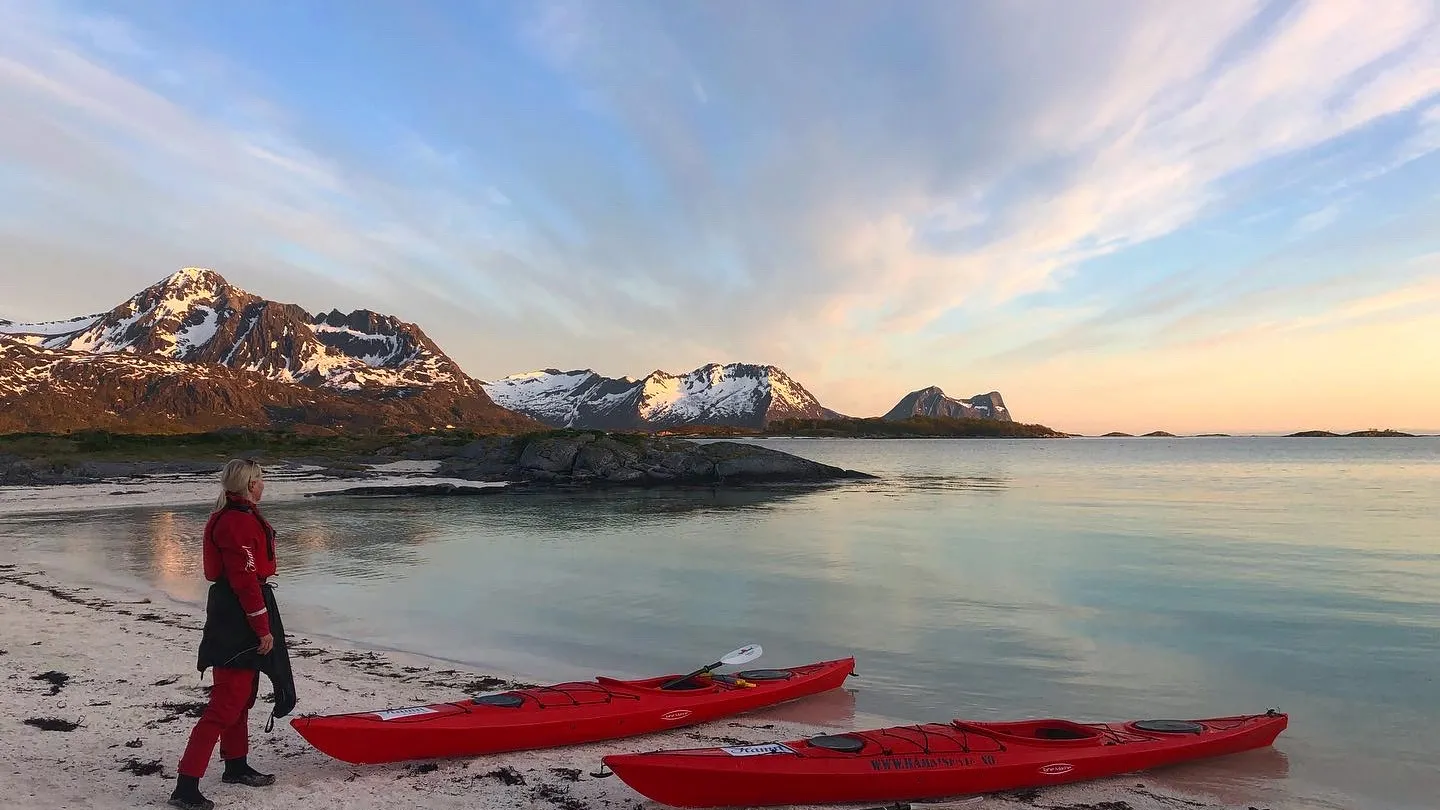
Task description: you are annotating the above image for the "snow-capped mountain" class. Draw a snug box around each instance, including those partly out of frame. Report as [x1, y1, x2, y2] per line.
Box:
[883, 386, 1012, 422]
[1, 268, 478, 395]
[0, 268, 537, 434]
[482, 363, 845, 430]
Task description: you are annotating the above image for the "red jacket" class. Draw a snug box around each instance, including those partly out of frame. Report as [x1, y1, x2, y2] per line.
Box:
[203, 494, 277, 638]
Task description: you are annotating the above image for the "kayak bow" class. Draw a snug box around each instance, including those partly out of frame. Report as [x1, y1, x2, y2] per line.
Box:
[291, 656, 855, 764]
[602, 709, 1288, 807]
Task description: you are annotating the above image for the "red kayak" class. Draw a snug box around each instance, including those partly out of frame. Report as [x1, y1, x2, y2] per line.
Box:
[291, 656, 855, 764]
[602, 709, 1288, 807]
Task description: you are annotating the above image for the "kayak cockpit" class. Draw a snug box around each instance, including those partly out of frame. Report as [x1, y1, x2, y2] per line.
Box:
[805, 734, 867, 753]
[471, 693, 526, 708]
[596, 675, 723, 693]
[598, 667, 797, 693]
[952, 718, 1106, 743]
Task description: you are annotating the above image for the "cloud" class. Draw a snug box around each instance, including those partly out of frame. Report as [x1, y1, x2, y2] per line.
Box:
[506, 0, 1439, 343]
[1292, 203, 1343, 236]
[0, 0, 1438, 425]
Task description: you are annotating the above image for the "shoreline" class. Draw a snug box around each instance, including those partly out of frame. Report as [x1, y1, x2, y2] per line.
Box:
[4, 430, 1436, 494]
[1, 563, 1269, 810]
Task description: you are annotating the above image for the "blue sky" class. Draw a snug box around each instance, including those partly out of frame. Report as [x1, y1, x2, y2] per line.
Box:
[1, 0, 1438, 433]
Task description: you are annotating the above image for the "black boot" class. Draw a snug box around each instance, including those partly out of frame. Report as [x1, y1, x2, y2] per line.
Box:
[168, 775, 214, 810]
[221, 756, 275, 787]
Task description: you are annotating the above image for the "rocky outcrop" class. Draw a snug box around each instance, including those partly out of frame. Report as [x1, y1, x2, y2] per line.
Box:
[436, 431, 874, 486]
[883, 386, 1011, 422]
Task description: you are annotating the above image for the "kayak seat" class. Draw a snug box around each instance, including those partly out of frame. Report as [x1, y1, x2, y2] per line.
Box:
[736, 669, 793, 681]
[807, 734, 866, 753]
[1035, 725, 1093, 740]
[1132, 719, 1205, 734]
[472, 693, 526, 708]
[656, 679, 710, 691]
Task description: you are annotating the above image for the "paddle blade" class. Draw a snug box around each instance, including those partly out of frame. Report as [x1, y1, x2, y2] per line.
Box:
[719, 644, 762, 667]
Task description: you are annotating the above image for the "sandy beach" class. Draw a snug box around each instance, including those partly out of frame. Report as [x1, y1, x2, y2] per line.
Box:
[0, 558, 1283, 810]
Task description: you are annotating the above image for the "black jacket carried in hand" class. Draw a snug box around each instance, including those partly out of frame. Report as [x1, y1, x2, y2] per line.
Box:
[196, 558, 298, 728]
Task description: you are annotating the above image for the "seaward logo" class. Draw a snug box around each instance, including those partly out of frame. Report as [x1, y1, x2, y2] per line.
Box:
[1039, 763, 1074, 775]
[661, 709, 693, 721]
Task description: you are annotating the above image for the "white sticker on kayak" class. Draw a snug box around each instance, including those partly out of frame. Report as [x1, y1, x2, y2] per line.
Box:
[721, 743, 796, 757]
[1039, 762, 1074, 775]
[373, 706, 438, 721]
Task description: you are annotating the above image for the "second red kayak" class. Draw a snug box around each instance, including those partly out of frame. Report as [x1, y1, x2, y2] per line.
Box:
[602, 709, 1288, 807]
[291, 656, 855, 764]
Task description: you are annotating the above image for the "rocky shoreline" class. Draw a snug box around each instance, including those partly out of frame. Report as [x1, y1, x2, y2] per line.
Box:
[0, 430, 875, 489]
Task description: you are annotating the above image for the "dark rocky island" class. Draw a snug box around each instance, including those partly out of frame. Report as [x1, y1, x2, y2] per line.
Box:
[0, 428, 874, 488]
[430, 430, 873, 486]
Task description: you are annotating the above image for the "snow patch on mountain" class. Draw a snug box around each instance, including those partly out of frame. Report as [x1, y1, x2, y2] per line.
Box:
[485, 370, 595, 409]
[310, 322, 416, 367]
[0, 335, 221, 400]
[0, 314, 104, 344]
[174, 307, 220, 356]
[638, 366, 765, 422]
[482, 369, 622, 427]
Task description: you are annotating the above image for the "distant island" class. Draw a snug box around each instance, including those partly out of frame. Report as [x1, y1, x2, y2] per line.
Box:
[1287, 429, 1416, 438]
[759, 415, 1067, 438]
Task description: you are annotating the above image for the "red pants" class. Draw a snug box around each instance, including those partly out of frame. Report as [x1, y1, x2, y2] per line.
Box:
[178, 667, 260, 777]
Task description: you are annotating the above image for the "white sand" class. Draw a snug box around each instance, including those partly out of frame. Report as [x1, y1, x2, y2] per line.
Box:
[0, 563, 1269, 810]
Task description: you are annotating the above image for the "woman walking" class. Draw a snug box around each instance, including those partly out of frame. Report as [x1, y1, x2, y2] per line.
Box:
[170, 458, 295, 810]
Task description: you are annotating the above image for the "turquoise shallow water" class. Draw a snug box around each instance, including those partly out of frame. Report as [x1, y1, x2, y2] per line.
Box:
[4, 436, 1438, 809]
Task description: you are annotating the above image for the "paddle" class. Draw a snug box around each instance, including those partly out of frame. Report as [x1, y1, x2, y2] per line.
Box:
[660, 643, 763, 690]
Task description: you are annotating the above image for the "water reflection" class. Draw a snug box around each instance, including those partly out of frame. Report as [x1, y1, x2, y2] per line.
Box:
[1145, 747, 1292, 807]
[146, 511, 204, 602]
[747, 685, 858, 729]
[5, 438, 1440, 810]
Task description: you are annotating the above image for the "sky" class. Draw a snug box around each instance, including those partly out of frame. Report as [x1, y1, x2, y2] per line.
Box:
[1, 0, 1437, 435]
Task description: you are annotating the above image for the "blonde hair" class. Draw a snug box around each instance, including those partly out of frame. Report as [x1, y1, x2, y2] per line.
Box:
[214, 458, 264, 512]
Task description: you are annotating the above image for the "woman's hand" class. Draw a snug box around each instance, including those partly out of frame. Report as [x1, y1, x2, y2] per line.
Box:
[258, 634, 274, 655]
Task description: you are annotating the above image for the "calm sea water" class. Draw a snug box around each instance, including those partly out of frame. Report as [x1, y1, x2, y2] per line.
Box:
[5, 437, 1438, 809]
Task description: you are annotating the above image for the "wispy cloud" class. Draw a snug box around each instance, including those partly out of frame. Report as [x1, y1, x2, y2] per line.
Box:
[0, 0, 1438, 429]
[1292, 203, 1343, 236]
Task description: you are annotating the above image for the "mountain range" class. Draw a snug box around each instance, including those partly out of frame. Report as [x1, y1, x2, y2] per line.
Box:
[0, 268, 1016, 435]
[480, 366, 844, 430]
